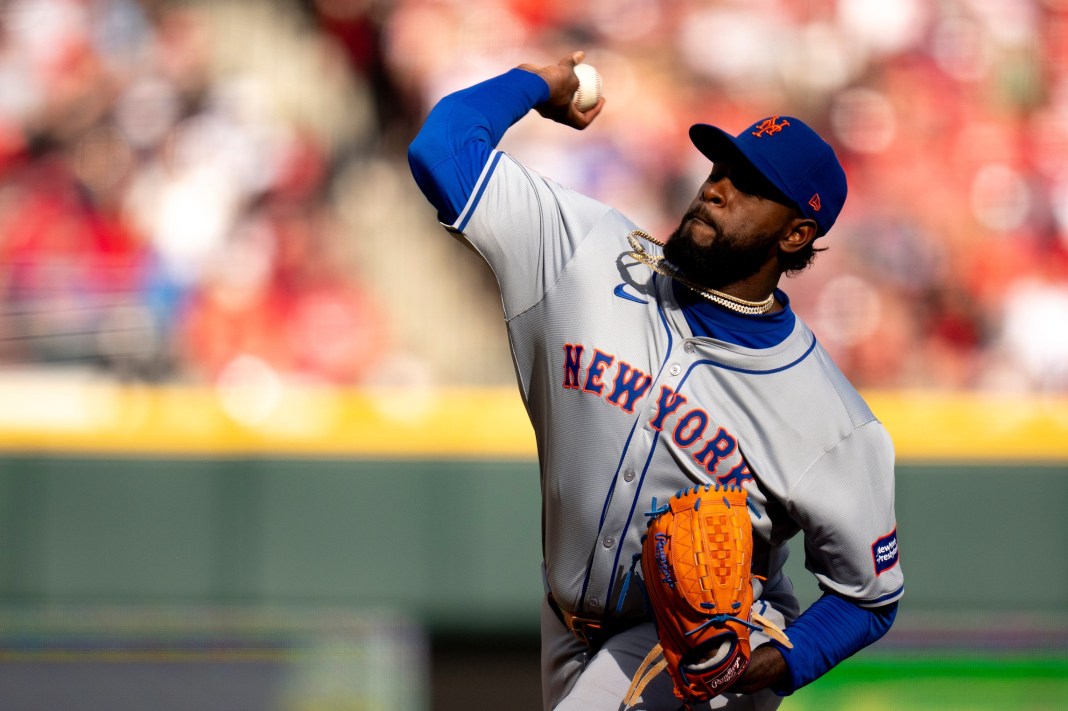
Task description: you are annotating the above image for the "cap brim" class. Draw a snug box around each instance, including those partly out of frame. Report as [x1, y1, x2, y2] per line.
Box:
[689, 123, 795, 209]
[689, 123, 743, 165]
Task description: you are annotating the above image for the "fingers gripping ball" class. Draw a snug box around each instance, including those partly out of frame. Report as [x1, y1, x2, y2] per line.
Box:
[629, 484, 791, 706]
[572, 63, 602, 111]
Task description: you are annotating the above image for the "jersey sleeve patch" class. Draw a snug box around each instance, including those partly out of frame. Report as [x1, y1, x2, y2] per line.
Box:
[871, 528, 899, 576]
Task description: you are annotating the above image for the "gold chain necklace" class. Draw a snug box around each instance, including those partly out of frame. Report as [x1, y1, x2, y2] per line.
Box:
[625, 230, 776, 315]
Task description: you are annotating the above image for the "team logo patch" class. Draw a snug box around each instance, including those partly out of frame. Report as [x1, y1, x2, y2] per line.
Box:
[871, 529, 899, 576]
[809, 194, 821, 212]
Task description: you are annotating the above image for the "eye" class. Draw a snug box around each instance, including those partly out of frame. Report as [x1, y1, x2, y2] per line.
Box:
[728, 164, 765, 196]
[732, 163, 791, 204]
[707, 162, 761, 196]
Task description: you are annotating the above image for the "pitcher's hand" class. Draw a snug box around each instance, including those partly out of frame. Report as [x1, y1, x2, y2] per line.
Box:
[517, 51, 605, 129]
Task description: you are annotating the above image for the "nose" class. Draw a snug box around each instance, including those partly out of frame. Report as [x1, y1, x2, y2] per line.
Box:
[700, 176, 728, 205]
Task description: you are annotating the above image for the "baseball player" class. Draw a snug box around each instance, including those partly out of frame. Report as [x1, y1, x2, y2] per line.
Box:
[408, 52, 903, 710]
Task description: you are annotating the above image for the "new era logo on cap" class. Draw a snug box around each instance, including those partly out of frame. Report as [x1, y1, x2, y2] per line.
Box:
[689, 116, 847, 236]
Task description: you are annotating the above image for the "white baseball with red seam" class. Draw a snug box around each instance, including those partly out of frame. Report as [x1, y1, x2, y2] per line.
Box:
[572, 63, 602, 111]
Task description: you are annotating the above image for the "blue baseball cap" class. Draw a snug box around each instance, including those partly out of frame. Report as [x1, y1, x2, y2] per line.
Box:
[689, 116, 847, 236]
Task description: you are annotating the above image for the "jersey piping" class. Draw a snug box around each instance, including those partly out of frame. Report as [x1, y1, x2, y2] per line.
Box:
[579, 274, 675, 612]
[593, 293, 819, 614]
[454, 150, 505, 233]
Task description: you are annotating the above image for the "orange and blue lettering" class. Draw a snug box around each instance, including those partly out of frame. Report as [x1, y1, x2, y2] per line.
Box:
[673, 409, 708, 448]
[650, 386, 687, 431]
[562, 343, 584, 389]
[693, 428, 737, 474]
[606, 362, 653, 413]
[583, 349, 615, 395]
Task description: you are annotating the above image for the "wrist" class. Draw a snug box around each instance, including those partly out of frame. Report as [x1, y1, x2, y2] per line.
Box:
[732, 645, 788, 695]
[502, 67, 553, 105]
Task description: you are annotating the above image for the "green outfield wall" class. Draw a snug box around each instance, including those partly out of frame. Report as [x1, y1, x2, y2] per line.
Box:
[1, 455, 1065, 634]
[1, 385, 1066, 634]
[1, 386, 1065, 710]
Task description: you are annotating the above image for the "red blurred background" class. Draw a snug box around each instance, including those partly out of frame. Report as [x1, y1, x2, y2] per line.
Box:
[2, 0, 1067, 393]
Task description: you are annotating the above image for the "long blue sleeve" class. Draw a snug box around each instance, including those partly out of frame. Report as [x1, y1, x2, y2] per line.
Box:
[408, 68, 551, 224]
[770, 594, 897, 694]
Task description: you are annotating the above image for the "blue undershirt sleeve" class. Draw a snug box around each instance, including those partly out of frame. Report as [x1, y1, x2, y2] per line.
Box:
[769, 593, 897, 695]
[408, 68, 551, 224]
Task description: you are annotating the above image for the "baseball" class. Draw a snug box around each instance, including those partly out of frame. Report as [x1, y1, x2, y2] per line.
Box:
[572, 63, 602, 112]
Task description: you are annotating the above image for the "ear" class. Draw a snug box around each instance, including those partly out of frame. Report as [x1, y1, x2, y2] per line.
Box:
[779, 218, 818, 254]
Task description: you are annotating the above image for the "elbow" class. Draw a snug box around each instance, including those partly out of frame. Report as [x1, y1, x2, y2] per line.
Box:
[407, 131, 434, 180]
[407, 128, 448, 211]
[408, 94, 461, 179]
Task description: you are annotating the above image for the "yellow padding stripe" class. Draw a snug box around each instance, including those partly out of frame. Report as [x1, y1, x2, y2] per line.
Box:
[0, 384, 1065, 461]
[0, 384, 532, 458]
[866, 390, 1068, 462]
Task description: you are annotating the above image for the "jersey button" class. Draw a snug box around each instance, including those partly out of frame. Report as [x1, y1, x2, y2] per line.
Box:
[623, 469, 635, 482]
[684, 342, 695, 353]
[669, 364, 681, 376]
[602, 535, 615, 548]
[588, 596, 600, 609]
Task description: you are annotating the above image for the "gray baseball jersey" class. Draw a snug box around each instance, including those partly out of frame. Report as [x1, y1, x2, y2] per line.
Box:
[435, 140, 903, 709]
[448, 150, 904, 623]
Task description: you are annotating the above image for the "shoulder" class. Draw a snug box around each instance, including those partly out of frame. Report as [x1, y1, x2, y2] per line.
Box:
[792, 321, 880, 431]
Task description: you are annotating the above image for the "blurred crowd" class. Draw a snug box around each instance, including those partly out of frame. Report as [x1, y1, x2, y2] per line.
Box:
[1, 0, 1068, 392]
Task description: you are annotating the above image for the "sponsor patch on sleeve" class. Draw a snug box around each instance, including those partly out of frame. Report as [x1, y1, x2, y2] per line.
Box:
[871, 529, 899, 576]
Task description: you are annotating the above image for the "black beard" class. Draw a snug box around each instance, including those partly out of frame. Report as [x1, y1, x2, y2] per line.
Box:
[662, 214, 779, 291]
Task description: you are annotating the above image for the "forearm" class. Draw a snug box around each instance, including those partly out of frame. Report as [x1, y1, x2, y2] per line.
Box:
[766, 594, 898, 695]
[407, 68, 550, 222]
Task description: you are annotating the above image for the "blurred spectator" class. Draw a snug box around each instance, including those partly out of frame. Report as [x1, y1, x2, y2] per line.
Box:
[1, 0, 1067, 393]
[0, 0, 388, 387]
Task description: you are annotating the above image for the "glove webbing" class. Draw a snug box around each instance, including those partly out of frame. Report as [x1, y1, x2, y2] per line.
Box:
[621, 610, 792, 709]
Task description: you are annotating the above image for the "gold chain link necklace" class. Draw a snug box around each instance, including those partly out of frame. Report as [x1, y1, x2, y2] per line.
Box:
[625, 230, 776, 315]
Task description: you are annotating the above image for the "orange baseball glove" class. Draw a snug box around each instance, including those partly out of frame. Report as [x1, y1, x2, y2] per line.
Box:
[625, 483, 791, 708]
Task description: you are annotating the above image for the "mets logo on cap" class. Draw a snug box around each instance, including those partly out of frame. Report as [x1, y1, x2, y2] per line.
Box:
[751, 116, 790, 138]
